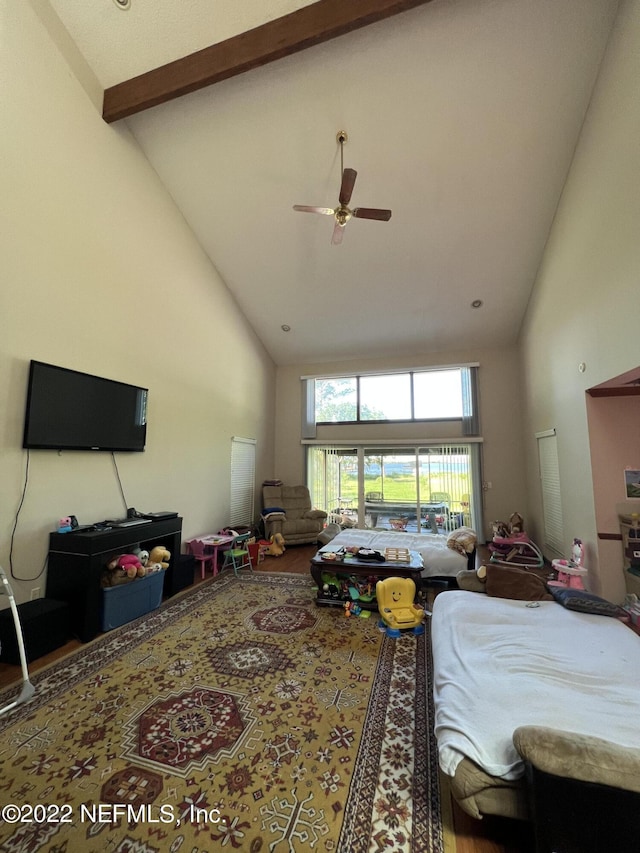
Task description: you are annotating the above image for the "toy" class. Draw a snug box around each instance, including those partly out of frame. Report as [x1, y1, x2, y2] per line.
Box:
[509, 512, 524, 534]
[57, 516, 74, 533]
[489, 517, 544, 568]
[117, 553, 145, 577]
[265, 532, 286, 557]
[344, 600, 362, 617]
[102, 553, 144, 587]
[148, 545, 171, 570]
[132, 547, 149, 567]
[549, 538, 587, 590]
[376, 576, 425, 637]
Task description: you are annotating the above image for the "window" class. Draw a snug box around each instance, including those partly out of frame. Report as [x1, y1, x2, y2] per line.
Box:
[307, 443, 482, 534]
[230, 437, 256, 527]
[310, 366, 472, 425]
[360, 374, 411, 420]
[315, 377, 357, 422]
[413, 370, 462, 419]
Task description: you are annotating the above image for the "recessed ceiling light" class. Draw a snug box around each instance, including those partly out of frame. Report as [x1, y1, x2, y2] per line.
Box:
[113, 0, 131, 9]
[471, 299, 483, 309]
[281, 324, 291, 332]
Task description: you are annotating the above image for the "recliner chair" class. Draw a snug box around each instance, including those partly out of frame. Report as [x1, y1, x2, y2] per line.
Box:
[262, 485, 327, 546]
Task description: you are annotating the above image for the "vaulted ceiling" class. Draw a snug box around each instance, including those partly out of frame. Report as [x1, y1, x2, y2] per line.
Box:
[49, 0, 619, 365]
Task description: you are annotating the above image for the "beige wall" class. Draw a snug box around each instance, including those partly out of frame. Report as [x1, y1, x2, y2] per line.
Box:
[275, 346, 527, 542]
[0, 1, 275, 604]
[520, 0, 639, 601]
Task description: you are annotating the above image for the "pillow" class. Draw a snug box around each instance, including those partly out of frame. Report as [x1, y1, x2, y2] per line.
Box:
[550, 586, 624, 618]
[485, 564, 553, 601]
[447, 526, 477, 555]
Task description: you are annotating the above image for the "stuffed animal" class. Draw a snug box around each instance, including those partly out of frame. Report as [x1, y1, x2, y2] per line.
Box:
[266, 532, 286, 557]
[148, 545, 171, 570]
[491, 520, 510, 539]
[117, 553, 145, 577]
[102, 553, 144, 587]
[509, 512, 524, 535]
[132, 547, 149, 568]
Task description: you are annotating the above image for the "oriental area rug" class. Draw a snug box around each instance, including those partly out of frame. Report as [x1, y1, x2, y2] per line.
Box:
[0, 572, 446, 853]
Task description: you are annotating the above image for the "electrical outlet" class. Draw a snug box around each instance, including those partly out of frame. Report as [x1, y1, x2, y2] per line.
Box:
[30, 587, 40, 600]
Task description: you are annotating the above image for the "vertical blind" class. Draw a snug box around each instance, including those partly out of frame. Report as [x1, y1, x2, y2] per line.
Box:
[308, 445, 343, 523]
[230, 437, 256, 527]
[306, 443, 483, 534]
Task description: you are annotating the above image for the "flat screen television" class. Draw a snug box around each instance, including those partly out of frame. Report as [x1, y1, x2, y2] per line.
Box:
[23, 361, 147, 452]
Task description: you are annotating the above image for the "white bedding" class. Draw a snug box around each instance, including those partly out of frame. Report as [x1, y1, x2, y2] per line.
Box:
[431, 591, 640, 781]
[319, 528, 467, 577]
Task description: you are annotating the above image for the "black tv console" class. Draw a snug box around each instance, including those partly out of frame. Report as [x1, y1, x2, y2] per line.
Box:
[46, 516, 183, 642]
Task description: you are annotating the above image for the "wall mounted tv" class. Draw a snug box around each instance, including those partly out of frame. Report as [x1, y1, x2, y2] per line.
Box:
[23, 361, 148, 452]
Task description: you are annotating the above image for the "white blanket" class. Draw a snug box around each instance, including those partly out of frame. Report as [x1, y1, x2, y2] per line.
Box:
[432, 591, 640, 780]
[319, 529, 467, 577]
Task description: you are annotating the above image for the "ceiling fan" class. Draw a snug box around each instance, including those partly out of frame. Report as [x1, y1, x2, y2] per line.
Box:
[293, 131, 392, 245]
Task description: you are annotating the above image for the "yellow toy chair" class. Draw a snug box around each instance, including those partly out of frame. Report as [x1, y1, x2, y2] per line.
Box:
[376, 576, 425, 637]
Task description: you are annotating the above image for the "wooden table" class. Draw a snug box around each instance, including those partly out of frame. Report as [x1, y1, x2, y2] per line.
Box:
[310, 548, 423, 610]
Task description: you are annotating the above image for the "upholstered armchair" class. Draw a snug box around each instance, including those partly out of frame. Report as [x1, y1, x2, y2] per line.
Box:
[262, 485, 327, 546]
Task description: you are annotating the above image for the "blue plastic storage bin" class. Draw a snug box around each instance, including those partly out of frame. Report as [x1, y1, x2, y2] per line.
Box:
[101, 571, 164, 631]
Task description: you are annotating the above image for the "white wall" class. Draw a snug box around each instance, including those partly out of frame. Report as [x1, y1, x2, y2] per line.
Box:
[520, 0, 639, 601]
[0, 0, 276, 604]
[275, 346, 527, 541]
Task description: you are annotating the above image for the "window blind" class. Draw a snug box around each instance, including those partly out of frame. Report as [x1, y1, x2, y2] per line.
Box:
[536, 430, 564, 554]
[230, 437, 256, 527]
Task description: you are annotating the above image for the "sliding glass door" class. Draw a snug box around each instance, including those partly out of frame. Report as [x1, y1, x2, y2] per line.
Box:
[307, 443, 482, 534]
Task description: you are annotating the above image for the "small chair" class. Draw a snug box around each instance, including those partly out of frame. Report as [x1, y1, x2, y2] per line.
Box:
[189, 539, 215, 579]
[376, 576, 425, 637]
[221, 533, 253, 576]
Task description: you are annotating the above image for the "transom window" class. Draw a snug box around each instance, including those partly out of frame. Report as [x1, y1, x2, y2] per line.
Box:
[315, 369, 463, 424]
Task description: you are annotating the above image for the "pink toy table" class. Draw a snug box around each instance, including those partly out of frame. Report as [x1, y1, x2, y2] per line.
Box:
[186, 534, 234, 577]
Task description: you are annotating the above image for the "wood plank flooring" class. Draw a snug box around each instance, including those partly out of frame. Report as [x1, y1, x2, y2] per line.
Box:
[0, 541, 534, 852]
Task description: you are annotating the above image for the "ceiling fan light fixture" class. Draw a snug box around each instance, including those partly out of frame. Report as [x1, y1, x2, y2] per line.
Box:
[293, 130, 391, 244]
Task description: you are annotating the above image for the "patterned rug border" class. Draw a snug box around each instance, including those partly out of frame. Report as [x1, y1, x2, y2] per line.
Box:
[0, 571, 309, 729]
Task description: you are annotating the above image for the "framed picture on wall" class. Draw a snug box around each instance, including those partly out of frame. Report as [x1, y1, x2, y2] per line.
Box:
[624, 469, 640, 499]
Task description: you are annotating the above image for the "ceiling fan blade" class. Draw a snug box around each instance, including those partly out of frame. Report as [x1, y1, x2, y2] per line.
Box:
[352, 207, 392, 222]
[353, 207, 391, 222]
[331, 221, 345, 245]
[339, 168, 357, 205]
[293, 205, 335, 215]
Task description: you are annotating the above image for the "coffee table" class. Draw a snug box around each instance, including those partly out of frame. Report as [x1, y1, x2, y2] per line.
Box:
[310, 548, 423, 610]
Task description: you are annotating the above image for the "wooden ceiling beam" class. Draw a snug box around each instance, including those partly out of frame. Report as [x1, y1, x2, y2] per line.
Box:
[102, 0, 434, 123]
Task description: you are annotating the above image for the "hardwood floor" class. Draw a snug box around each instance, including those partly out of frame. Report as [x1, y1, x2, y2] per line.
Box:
[0, 541, 534, 852]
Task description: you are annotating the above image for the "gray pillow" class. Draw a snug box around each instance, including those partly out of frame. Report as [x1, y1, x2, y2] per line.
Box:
[550, 587, 624, 618]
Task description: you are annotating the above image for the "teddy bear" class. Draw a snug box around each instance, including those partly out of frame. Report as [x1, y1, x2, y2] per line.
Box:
[102, 553, 144, 587]
[148, 544, 171, 570]
[265, 532, 286, 557]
